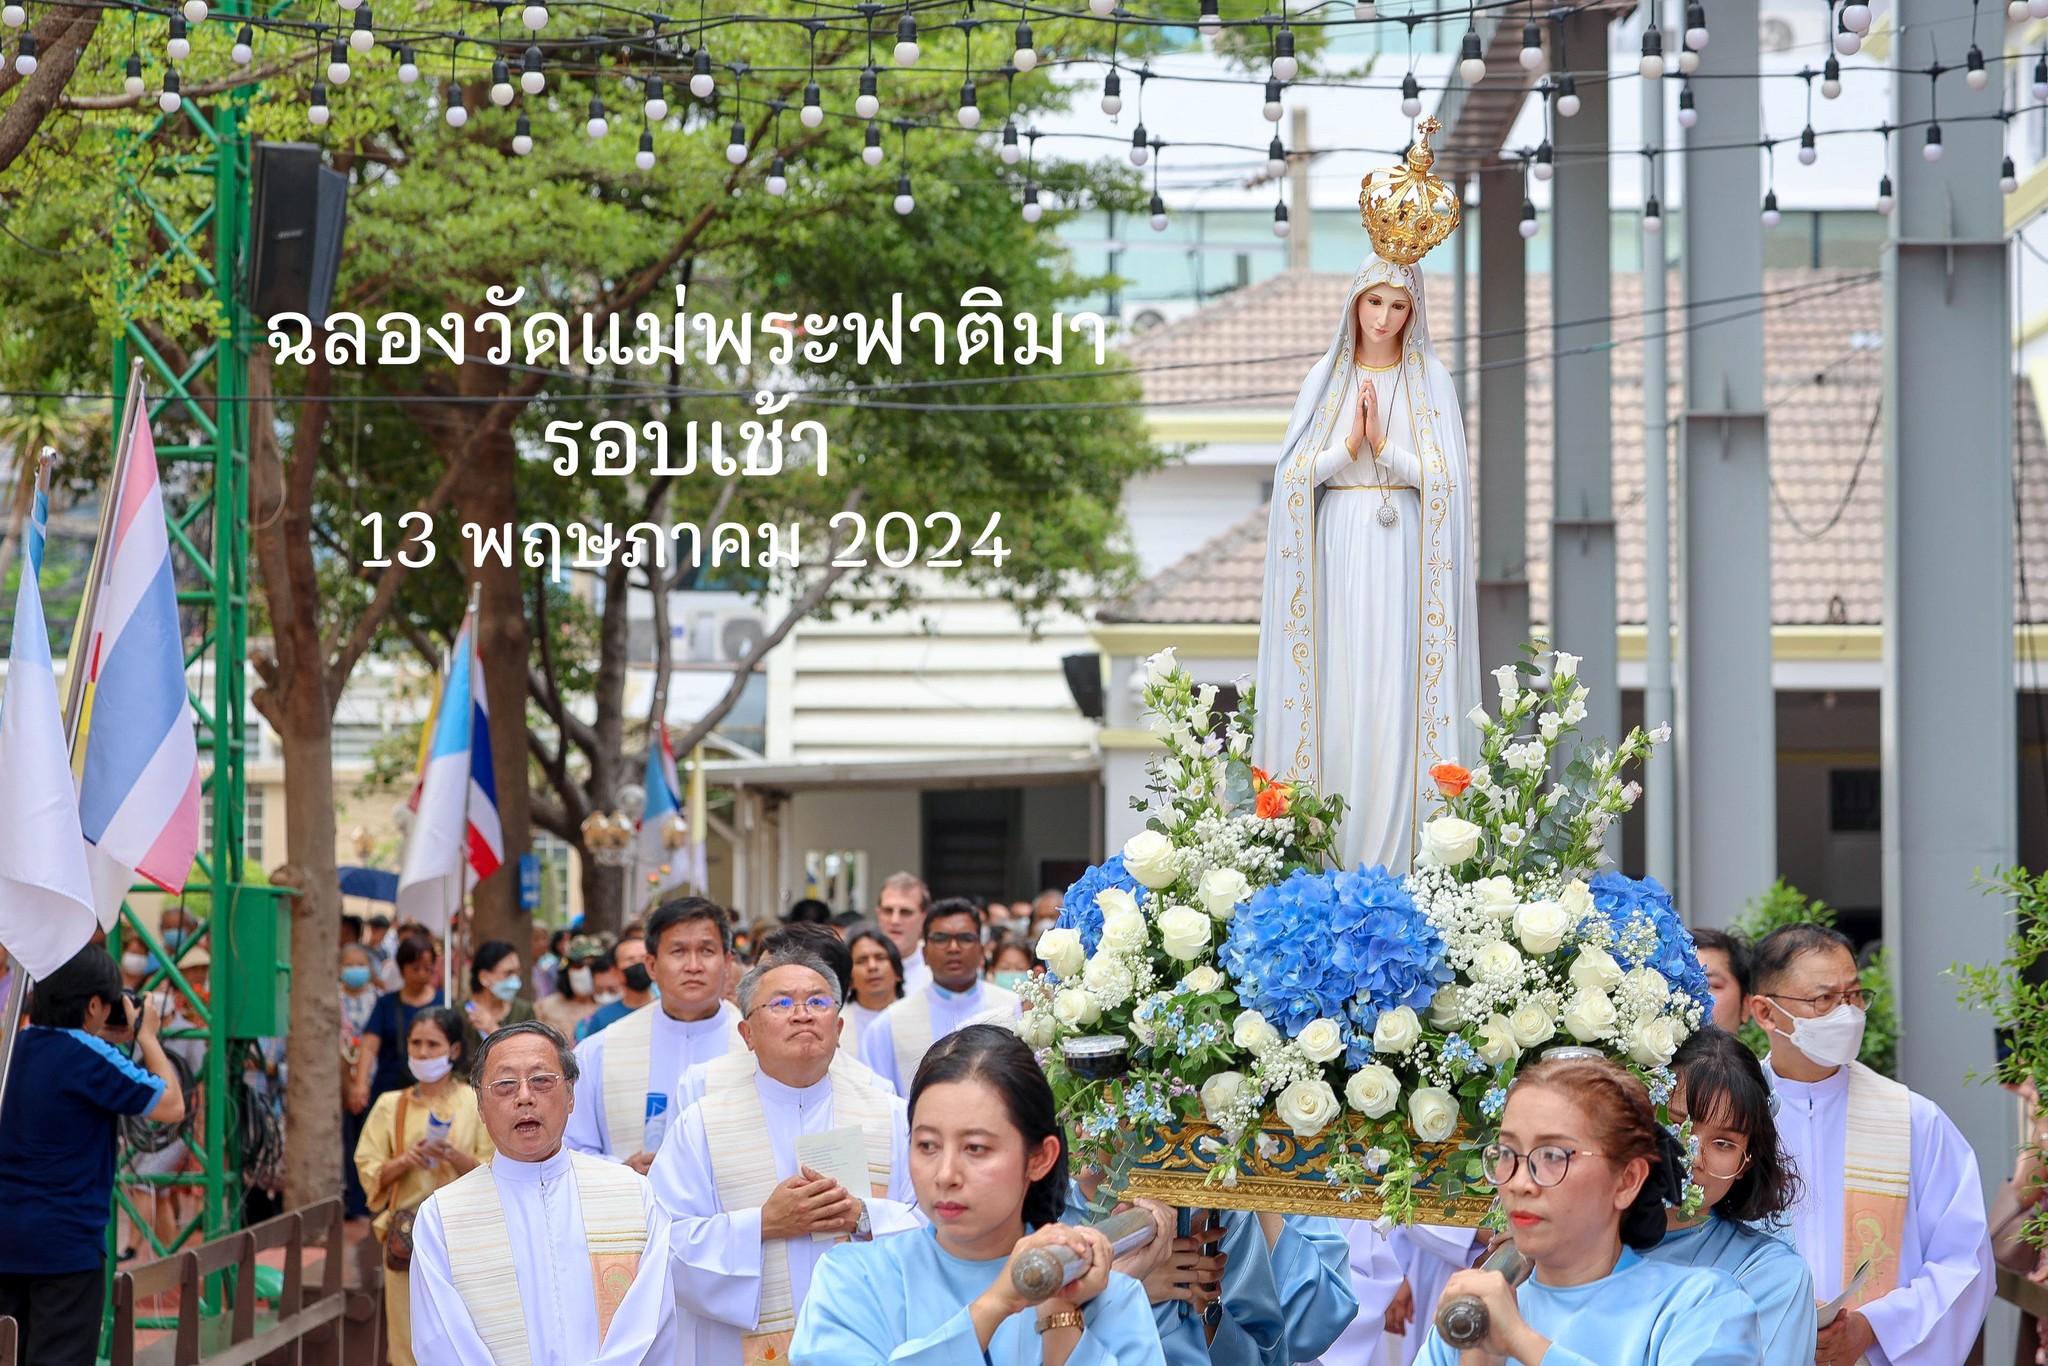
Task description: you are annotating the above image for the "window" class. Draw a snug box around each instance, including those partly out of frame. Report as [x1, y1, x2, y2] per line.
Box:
[199, 784, 266, 861]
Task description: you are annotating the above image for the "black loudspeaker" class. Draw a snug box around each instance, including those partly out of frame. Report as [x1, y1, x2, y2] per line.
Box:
[1062, 652, 1106, 720]
[245, 142, 348, 327]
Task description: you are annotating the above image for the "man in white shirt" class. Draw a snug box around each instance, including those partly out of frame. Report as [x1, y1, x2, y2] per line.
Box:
[858, 897, 1022, 1094]
[567, 898, 741, 1170]
[650, 948, 921, 1364]
[1750, 924, 1993, 1366]
[410, 1022, 679, 1366]
[874, 871, 932, 994]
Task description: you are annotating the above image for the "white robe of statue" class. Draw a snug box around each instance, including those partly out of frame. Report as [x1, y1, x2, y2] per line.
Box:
[1252, 253, 1480, 875]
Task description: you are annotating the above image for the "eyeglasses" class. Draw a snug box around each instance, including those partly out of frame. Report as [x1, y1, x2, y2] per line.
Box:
[925, 932, 982, 948]
[1695, 1136, 1752, 1181]
[751, 994, 840, 1018]
[1480, 1142, 1603, 1188]
[482, 1073, 565, 1100]
[1766, 988, 1871, 1014]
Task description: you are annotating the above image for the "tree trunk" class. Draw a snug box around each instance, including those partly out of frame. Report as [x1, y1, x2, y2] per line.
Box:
[275, 708, 341, 1212]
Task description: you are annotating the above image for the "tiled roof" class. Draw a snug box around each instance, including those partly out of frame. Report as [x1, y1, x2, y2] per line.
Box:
[1111, 267, 2048, 627]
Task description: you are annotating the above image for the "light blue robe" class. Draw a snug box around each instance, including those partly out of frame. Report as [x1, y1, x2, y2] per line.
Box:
[1123, 1207, 1357, 1366]
[791, 1223, 1168, 1366]
[1414, 1247, 1761, 1366]
[1642, 1215, 1816, 1366]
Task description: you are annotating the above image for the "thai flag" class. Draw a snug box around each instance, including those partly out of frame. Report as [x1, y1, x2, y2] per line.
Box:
[73, 418, 202, 928]
[0, 461, 97, 978]
[397, 611, 499, 930]
[637, 723, 684, 896]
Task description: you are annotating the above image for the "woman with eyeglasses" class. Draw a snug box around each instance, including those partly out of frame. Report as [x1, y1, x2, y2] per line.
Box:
[1642, 1028, 1816, 1366]
[792, 1025, 1166, 1365]
[354, 1006, 493, 1366]
[1418, 1054, 1762, 1366]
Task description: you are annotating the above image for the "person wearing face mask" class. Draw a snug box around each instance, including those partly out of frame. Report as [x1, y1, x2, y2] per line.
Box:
[461, 940, 536, 1055]
[536, 936, 611, 1039]
[1750, 924, 1992, 1366]
[986, 938, 1036, 995]
[352, 935, 445, 1118]
[577, 933, 657, 1042]
[354, 1006, 493, 1366]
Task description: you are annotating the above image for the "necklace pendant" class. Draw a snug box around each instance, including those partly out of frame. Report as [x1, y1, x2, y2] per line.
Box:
[1377, 503, 1398, 528]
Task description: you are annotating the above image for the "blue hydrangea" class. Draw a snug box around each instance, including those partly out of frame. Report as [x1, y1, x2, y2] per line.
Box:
[1221, 866, 1449, 1059]
[1588, 872, 1714, 1016]
[1056, 854, 1143, 957]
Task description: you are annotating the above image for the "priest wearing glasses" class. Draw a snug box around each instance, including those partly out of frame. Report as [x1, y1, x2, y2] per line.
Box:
[858, 897, 1022, 1095]
[409, 1021, 680, 1366]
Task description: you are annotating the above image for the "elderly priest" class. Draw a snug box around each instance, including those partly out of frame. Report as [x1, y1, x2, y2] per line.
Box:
[650, 947, 923, 1365]
[410, 1022, 680, 1366]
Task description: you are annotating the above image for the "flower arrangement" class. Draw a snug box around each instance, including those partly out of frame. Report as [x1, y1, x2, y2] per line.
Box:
[1025, 648, 1705, 1222]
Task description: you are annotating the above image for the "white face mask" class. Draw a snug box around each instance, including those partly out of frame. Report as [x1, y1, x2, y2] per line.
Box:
[1773, 1001, 1867, 1070]
[568, 967, 595, 998]
[121, 953, 152, 977]
[594, 990, 625, 1006]
[409, 1054, 454, 1084]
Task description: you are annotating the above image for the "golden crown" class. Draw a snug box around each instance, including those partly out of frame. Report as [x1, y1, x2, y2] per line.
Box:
[1358, 118, 1462, 267]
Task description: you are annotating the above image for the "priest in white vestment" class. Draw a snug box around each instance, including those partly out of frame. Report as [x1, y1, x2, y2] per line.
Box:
[858, 899, 1021, 1094]
[650, 948, 923, 1365]
[410, 1021, 679, 1366]
[566, 900, 741, 1169]
[875, 871, 933, 994]
[1749, 925, 1992, 1366]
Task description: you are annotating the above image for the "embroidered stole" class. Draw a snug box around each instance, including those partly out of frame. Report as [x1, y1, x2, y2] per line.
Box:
[696, 1053, 896, 1365]
[889, 985, 1019, 1090]
[1841, 1059, 1911, 1339]
[437, 1154, 649, 1366]
[599, 1004, 657, 1159]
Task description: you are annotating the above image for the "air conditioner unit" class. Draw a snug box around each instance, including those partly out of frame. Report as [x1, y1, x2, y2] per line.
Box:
[689, 610, 767, 664]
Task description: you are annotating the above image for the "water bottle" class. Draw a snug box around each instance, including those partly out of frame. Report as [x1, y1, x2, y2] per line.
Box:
[423, 1112, 453, 1167]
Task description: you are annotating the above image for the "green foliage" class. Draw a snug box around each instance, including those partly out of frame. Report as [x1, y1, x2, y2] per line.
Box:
[1731, 879, 1898, 1078]
[1952, 867, 2048, 1094]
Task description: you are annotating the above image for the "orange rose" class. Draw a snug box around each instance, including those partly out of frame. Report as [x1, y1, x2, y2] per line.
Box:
[1430, 763, 1472, 797]
[1256, 783, 1293, 820]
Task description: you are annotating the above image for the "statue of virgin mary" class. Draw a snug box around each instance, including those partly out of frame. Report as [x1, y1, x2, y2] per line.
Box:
[1252, 129, 1480, 874]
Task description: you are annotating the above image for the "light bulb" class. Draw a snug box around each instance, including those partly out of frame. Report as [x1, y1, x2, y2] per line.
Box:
[1090, 0, 1114, 13]
[1519, 199, 1538, 237]
[855, 66, 877, 118]
[1102, 70, 1121, 116]
[1822, 56, 1841, 98]
[1272, 202, 1290, 236]
[2035, 55, 2047, 100]
[445, 82, 467, 126]
[1274, 27, 1297, 81]
[398, 43, 418, 83]
[522, 3, 546, 29]
[349, 10, 372, 52]
[894, 173, 914, 215]
[1685, 3, 1708, 48]
[124, 55, 143, 96]
[727, 119, 747, 164]
[328, 43, 349, 85]
[1130, 123, 1149, 165]
[1967, 45, 1987, 89]
[1267, 135, 1285, 176]
[1149, 191, 1167, 231]
[1644, 196, 1663, 231]
[958, 80, 979, 127]
[1876, 175, 1893, 213]
[513, 111, 533, 154]
[2033, 0, 2048, 18]
[1556, 74, 1580, 116]
[1677, 49, 1698, 74]
[1677, 86, 1697, 126]
[1835, 27, 1860, 56]
[1519, 21, 1544, 69]
[1533, 138, 1554, 180]
[1013, 20, 1036, 70]
[1401, 71, 1421, 118]
[158, 66, 179, 111]
[1353, 0, 1376, 17]
[1639, 26, 1664, 80]
[1842, 2, 1870, 31]
[183, 0, 206, 23]
[1460, 26, 1485, 83]
[520, 45, 543, 93]
[309, 82, 330, 125]
[2004, 155, 2019, 194]
[1760, 190, 1779, 227]
[1199, 0, 1220, 33]
[894, 12, 918, 65]
[801, 81, 821, 127]
[1263, 75, 1282, 121]
[1798, 126, 1816, 164]
[167, 17, 189, 61]
[0, 6, 22, 27]
[766, 154, 787, 195]
[864, 122, 885, 164]
[1022, 185, 1042, 221]
[586, 95, 607, 139]
[691, 49, 714, 99]
[12, 32, 32, 73]
[1923, 124, 1943, 161]
[336, 0, 358, 10]
[645, 78, 666, 122]
[636, 132, 655, 170]
[1000, 120, 1020, 163]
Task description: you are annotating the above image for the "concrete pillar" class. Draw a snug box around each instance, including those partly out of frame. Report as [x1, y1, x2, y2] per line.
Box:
[1884, 0, 2017, 1329]
[1549, 10, 1617, 746]
[1677, 0, 1774, 925]
[1477, 164, 1530, 676]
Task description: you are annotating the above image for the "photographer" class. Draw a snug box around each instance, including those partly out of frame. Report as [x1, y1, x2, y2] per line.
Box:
[0, 943, 185, 1366]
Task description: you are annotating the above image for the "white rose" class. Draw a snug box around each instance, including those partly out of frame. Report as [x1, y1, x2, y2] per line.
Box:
[1016, 1008, 1055, 1048]
[1036, 927, 1086, 979]
[1627, 1016, 1680, 1067]
[1232, 1011, 1281, 1055]
[1472, 877, 1519, 919]
[1514, 900, 1572, 955]
[1624, 967, 1672, 1007]
[1052, 988, 1100, 1028]
[1200, 1070, 1248, 1125]
[1561, 988, 1618, 1041]
[1373, 1005, 1423, 1054]
[1475, 1014, 1521, 1067]
[1474, 940, 1524, 981]
[1157, 906, 1212, 962]
[1558, 879, 1594, 926]
[1083, 953, 1134, 1009]
[1181, 965, 1224, 995]
[1121, 830, 1180, 890]
[1427, 984, 1469, 1029]
[1345, 1064, 1401, 1118]
[1275, 1078, 1342, 1139]
[1409, 1087, 1459, 1143]
[1143, 647, 1179, 687]
[1297, 1017, 1345, 1064]
[1099, 888, 1148, 952]
[1418, 817, 1482, 867]
[1568, 946, 1625, 993]
[1507, 1000, 1557, 1048]
[1198, 868, 1251, 920]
